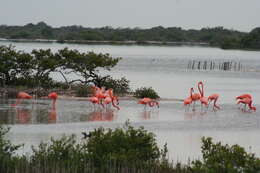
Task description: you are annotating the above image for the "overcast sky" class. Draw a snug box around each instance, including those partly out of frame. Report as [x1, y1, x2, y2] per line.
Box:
[0, 0, 259, 32]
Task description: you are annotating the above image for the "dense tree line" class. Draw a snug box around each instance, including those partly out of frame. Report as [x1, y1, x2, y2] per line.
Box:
[0, 45, 129, 92]
[0, 22, 259, 49]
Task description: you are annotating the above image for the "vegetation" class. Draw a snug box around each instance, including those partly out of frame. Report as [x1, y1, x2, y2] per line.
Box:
[0, 22, 260, 50]
[0, 45, 130, 96]
[134, 87, 160, 99]
[0, 123, 260, 173]
[190, 137, 260, 172]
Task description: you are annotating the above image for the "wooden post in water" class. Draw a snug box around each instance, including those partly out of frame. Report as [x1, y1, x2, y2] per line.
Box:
[187, 60, 191, 69]
[203, 61, 207, 70]
[198, 61, 201, 70]
[192, 60, 195, 70]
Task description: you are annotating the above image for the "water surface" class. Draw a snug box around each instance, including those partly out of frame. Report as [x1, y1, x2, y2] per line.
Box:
[1, 41, 260, 162]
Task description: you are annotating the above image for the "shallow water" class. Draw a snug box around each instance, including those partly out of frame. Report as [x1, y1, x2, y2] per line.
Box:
[0, 41, 260, 162]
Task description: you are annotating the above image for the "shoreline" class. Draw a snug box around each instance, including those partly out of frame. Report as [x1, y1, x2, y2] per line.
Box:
[0, 38, 210, 47]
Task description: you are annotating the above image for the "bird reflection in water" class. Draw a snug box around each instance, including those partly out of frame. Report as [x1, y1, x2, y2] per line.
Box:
[48, 107, 57, 123]
[48, 92, 58, 123]
[87, 109, 115, 122]
[140, 110, 159, 120]
[16, 108, 31, 124]
[184, 111, 207, 120]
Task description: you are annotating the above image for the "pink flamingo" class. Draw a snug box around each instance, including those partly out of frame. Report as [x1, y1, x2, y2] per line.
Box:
[198, 81, 208, 111]
[184, 88, 193, 111]
[138, 98, 159, 109]
[191, 86, 201, 111]
[89, 96, 100, 109]
[11, 92, 32, 106]
[104, 96, 112, 108]
[108, 89, 120, 110]
[48, 92, 58, 110]
[236, 94, 252, 100]
[236, 94, 252, 109]
[92, 86, 106, 107]
[208, 94, 220, 111]
[237, 97, 256, 112]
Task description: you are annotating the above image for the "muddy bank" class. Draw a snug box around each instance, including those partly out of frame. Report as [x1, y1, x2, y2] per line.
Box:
[0, 87, 183, 102]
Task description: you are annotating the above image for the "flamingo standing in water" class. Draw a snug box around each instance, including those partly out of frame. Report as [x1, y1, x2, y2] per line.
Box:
[236, 94, 252, 109]
[183, 88, 193, 111]
[11, 92, 33, 106]
[208, 94, 220, 111]
[198, 81, 208, 111]
[108, 89, 120, 110]
[237, 97, 256, 112]
[92, 86, 106, 108]
[138, 97, 159, 109]
[191, 86, 201, 111]
[48, 92, 58, 110]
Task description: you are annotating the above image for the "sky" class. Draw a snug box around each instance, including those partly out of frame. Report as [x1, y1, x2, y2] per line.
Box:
[0, 0, 259, 32]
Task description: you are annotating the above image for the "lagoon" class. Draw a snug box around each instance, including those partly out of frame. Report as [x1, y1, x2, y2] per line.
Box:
[0, 41, 260, 162]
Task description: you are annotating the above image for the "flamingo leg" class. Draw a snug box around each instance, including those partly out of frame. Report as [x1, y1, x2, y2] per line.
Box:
[192, 101, 196, 111]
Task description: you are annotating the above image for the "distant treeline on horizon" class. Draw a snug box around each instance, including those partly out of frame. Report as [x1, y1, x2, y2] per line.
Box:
[0, 22, 259, 50]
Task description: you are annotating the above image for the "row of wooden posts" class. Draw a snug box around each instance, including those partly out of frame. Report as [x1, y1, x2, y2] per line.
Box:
[187, 60, 244, 71]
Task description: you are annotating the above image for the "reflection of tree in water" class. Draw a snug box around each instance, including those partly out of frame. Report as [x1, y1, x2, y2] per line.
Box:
[140, 110, 159, 120]
[87, 110, 115, 122]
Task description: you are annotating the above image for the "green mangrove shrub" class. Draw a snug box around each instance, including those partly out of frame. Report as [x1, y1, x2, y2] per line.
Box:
[190, 137, 260, 173]
[0, 125, 23, 173]
[75, 84, 92, 97]
[134, 87, 160, 99]
[96, 76, 130, 95]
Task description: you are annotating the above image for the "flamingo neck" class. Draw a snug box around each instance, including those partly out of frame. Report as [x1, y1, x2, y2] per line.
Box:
[190, 88, 193, 98]
[248, 101, 255, 110]
[112, 100, 120, 110]
[198, 83, 204, 97]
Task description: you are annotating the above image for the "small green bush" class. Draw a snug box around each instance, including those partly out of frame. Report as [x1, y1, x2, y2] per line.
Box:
[190, 137, 260, 173]
[86, 121, 165, 165]
[75, 85, 92, 97]
[94, 76, 131, 96]
[134, 87, 160, 99]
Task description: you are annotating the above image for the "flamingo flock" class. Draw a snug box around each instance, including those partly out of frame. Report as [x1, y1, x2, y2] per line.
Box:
[89, 86, 120, 110]
[184, 81, 255, 112]
[10, 83, 256, 114]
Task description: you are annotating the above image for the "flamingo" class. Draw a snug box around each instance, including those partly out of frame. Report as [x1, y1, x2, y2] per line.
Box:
[198, 81, 208, 111]
[92, 86, 106, 107]
[236, 94, 252, 100]
[236, 94, 252, 109]
[48, 92, 58, 109]
[108, 89, 120, 110]
[208, 94, 220, 111]
[104, 96, 112, 109]
[138, 97, 159, 109]
[191, 87, 201, 111]
[184, 88, 193, 111]
[11, 92, 32, 106]
[237, 97, 256, 112]
[89, 96, 100, 109]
